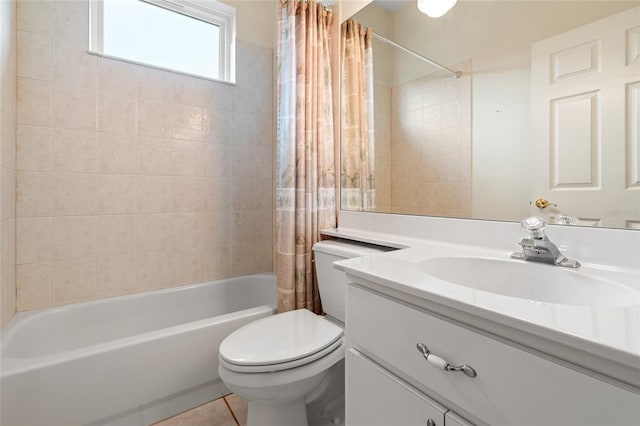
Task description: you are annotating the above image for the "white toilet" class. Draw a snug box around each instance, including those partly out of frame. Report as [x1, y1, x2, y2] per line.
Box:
[218, 240, 388, 426]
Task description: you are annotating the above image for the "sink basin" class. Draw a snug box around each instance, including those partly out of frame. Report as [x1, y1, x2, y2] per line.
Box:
[418, 257, 640, 307]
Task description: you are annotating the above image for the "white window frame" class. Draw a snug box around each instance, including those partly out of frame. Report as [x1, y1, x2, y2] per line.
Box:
[89, 0, 236, 83]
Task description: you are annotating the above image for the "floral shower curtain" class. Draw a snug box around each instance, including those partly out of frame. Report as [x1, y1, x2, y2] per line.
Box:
[340, 19, 375, 211]
[276, 0, 336, 314]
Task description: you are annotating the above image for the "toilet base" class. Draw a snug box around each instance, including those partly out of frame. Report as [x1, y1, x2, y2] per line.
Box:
[247, 398, 308, 426]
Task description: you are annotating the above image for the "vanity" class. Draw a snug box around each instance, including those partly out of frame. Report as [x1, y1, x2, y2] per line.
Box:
[328, 213, 640, 426]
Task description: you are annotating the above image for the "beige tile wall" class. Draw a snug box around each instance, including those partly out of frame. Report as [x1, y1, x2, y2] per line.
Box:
[1, 0, 17, 329]
[373, 82, 391, 213]
[15, 0, 274, 312]
[390, 60, 472, 217]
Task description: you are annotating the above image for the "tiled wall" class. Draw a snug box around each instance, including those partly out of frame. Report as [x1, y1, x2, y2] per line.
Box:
[373, 82, 391, 212]
[1, 0, 17, 328]
[390, 60, 471, 217]
[15, 0, 274, 311]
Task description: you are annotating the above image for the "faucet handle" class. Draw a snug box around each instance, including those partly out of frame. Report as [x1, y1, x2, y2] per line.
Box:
[520, 216, 547, 239]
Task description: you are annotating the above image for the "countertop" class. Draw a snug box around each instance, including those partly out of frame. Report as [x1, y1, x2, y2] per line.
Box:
[323, 227, 640, 390]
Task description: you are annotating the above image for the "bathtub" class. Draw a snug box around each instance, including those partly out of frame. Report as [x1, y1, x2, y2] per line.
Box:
[0, 273, 276, 426]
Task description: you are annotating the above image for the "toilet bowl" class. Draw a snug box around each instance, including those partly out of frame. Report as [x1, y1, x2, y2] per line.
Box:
[218, 240, 389, 426]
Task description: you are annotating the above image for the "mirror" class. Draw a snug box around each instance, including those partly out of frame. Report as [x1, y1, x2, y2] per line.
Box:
[340, 0, 640, 229]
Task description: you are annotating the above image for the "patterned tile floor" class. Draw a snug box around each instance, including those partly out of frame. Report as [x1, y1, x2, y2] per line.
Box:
[154, 394, 248, 426]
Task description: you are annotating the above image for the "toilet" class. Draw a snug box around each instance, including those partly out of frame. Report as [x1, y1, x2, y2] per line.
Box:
[218, 240, 388, 426]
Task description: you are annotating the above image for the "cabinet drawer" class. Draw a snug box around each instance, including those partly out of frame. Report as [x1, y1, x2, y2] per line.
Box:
[347, 285, 640, 426]
[346, 349, 447, 426]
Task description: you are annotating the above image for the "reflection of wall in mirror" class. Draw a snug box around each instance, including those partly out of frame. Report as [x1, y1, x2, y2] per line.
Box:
[390, 61, 472, 217]
[354, 4, 473, 218]
[374, 81, 392, 212]
[347, 0, 638, 227]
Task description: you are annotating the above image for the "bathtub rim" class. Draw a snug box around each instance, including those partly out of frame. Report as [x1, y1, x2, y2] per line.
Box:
[1, 272, 276, 375]
[1, 304, 276, 377]
[1, 272, 275, 344]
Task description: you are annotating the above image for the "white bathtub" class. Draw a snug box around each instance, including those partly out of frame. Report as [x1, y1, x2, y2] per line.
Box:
[0, 273, 276, 426]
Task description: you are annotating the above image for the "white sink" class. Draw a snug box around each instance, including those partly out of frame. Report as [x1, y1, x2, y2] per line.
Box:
[418, 257, 640, 307]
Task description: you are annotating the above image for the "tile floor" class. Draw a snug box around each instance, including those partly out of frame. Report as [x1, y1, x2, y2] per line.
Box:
[154, 394, 248, 426]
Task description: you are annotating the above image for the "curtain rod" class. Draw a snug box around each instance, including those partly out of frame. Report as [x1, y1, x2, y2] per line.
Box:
[371, 32, 461, 79]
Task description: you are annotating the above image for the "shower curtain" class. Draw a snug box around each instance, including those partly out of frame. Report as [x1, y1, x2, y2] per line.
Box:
[275, 0, 336, 314]
[340, 19, 375, 211]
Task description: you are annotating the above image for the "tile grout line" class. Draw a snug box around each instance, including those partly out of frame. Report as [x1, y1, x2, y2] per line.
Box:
[222, 395, 241, 426]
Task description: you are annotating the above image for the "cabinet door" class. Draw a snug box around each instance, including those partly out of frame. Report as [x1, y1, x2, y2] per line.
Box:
[445, 412, 474, 426]
[346, 349, 447, 426]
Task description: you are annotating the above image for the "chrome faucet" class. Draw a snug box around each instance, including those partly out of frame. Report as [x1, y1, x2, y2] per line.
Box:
[511, 217, 580, 268]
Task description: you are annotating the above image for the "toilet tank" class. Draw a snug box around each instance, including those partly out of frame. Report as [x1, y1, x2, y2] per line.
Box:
[312, 240, 390, 323]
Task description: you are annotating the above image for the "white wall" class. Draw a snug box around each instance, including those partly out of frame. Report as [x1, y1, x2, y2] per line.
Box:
[224, 0, 276, 48]
[471, 50, 531, 221]
[341, 0, 372, 22]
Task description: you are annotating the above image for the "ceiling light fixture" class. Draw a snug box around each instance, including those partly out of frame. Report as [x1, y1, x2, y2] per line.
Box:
[417, 0, 458, 18]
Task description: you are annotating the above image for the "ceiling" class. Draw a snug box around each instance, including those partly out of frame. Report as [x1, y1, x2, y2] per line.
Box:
[374, 0, 411, 11]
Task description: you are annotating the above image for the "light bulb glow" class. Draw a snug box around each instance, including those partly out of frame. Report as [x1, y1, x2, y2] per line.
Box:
[417, 0, 458, 18]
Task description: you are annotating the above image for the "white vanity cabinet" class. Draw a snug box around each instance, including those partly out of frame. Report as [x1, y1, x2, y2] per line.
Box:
[345, 284, 640, 426]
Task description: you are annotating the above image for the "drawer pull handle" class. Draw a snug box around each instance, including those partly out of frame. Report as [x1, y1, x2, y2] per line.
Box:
[416, 343, 477, 378]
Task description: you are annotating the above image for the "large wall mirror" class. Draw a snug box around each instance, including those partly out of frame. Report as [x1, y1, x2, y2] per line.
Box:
[340, 0, 640, 229]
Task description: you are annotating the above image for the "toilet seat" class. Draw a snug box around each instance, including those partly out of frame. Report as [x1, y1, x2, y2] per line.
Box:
[219, 309, 343, 373]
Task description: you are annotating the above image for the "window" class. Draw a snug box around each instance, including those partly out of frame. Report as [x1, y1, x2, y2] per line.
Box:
[89, 0, 235, 82]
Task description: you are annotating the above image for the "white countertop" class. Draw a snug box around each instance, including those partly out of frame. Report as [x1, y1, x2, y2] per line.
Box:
[325, 227, 640, 390]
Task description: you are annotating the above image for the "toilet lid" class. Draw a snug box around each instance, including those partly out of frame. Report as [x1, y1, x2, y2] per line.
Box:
[219, 309, 343, 369]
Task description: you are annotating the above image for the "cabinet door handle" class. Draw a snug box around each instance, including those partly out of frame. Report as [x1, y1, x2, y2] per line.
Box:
[416, 343, 477, 378]
[427, 419, 436, 426]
